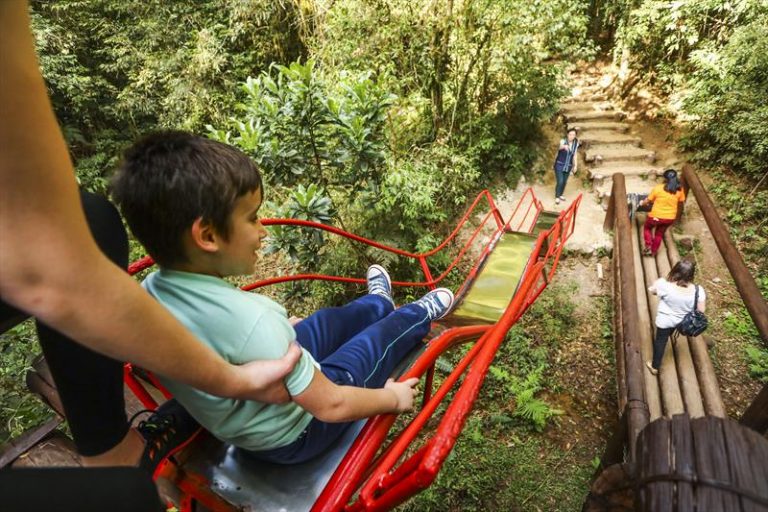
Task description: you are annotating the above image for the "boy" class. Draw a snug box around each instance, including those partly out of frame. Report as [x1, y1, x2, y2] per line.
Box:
[111, 131, 454, 464]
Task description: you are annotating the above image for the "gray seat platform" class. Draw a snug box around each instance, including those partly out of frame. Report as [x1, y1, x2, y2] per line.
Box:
[182, 421, 366, 512]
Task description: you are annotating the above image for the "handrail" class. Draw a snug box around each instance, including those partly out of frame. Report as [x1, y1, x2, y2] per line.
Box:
[314, 194, 581, 511]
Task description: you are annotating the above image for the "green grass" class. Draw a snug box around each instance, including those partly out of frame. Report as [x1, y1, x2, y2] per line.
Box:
[401, 282, 600, 511]
[0, 320, 53, 446]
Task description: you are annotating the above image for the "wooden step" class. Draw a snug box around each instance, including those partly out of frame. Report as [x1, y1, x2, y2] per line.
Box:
[564, 110, 625, 123]
[585, 147, 656, 165]
[568, 121, 630, 133]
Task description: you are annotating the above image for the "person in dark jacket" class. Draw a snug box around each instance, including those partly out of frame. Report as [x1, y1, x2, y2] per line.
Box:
[553, 128, 579, 205]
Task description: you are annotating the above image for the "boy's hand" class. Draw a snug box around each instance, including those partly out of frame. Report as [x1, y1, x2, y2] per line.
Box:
[384, 377, 420, 413]
[234, 343, 302, 403]
[288, 316, 303, 326]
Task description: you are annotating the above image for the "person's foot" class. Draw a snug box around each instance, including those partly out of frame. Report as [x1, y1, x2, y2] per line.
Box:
[642, 246, 652, 256]
[645, 361, 659, 375]
[367, 264, 394, 306]
[413, 288, 455, 320]
[134, 399, 202, 477]
[555, 198, 560, 205]
[559, 195, 566, 202]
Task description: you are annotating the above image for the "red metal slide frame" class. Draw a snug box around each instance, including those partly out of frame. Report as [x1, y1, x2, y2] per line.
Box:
[123, 188, 581, 512]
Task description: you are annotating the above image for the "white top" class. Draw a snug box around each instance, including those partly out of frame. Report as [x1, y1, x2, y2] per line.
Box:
[651, 278, 706, 329]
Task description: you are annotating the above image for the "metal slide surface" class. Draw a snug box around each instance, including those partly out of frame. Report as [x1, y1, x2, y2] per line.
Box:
[448, 231, 538, 325]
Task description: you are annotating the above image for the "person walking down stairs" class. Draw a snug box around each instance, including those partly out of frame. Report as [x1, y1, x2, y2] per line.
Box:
[553, 128, 579, 206]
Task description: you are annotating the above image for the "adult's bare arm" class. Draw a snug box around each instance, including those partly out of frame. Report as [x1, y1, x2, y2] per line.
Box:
[0, 2, 298, 402]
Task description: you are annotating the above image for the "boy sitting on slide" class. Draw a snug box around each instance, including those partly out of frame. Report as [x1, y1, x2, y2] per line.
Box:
[111, 131, 454, 464]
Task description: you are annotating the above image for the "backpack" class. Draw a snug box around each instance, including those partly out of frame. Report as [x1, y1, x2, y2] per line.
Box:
[677, 285, 708, 337]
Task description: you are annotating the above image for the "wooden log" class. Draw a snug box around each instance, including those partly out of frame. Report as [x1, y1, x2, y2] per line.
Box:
[630, 214, 662, 420]
[0, 417, 62, 468]
[723, 419, 762, 512]
[670, 414, 694, 509]
[683, 165, 768, 346]
[640, 419, 673, 512]
[11, 432, 81, 468]
[637, 215, 684, 416]
[614, 231, 627, 413]
[691, 417, 727, 510]
[613, 174, 650, 462]
[664, 230, 727, 417]
[658, 238, 705, 418]
[740, 383, 768, 434]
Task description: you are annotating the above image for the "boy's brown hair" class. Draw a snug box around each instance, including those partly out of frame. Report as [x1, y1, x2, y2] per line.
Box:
[111, 131, 262, 267]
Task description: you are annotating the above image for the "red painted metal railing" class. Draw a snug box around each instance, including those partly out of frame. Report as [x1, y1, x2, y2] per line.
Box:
[123, 188, 580, 511]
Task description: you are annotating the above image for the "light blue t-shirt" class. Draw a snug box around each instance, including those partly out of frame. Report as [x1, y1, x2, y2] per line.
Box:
[142, 269, 318, 451]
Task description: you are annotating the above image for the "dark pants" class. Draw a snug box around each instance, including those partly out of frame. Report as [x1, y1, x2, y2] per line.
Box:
[0, 467, 163, 512]
[249, 295, 432, 464]
[643, 216, 675, 255]
[0, 191, 130, 456]
[554, 168, 570, 199]
[651, 326, 675, 370]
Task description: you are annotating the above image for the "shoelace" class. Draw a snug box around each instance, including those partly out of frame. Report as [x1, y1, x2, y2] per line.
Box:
[368, 272, 391, 296]
[415, 293, 447, 320]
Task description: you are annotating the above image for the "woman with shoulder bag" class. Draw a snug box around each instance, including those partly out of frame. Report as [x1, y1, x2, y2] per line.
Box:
[646, 258, 707, 375]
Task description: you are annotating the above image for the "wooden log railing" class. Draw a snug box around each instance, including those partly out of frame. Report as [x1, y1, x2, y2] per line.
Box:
[603, 173, 650, 463]
[682, 165, 768, 433]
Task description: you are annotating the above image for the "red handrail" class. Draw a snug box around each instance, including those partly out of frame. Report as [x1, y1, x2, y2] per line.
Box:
[122, 188, 573, 512]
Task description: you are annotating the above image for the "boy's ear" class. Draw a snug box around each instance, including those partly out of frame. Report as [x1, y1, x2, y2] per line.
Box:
[190, 217, 220, 253]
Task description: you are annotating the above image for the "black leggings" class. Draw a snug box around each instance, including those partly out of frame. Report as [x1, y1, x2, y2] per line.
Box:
[0, 191, 129, 456]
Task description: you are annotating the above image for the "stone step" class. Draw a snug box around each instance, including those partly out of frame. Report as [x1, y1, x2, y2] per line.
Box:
[595, 174, 655, 199]
[569, 121, 630, 133]
[588, 164, 663, 180]
[585, 147, 656, 164]
[561, 101, 614, 113]
[564, 110, 625, 123]
[563, 92, 609, 103]
[580, 132, 642, 149]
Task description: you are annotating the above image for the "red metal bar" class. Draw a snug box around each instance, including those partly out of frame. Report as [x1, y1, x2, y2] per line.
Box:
[123, 364, 160, 409]
[417, 257, 435, 289]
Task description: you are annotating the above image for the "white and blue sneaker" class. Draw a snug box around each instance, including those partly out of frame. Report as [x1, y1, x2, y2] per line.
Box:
[367, 264, 394, 306]
[412, 288, 455, 321]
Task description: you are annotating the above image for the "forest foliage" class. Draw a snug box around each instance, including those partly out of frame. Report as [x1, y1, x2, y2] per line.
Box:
[29, 0, 591, 303]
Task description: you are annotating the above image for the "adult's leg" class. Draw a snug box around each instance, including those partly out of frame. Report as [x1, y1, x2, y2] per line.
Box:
[643, 216, 657, 250]
[35, 191, 131, 457]
[650, 219, 674, 254]
[554, 169, 566, 198]
[651, 327, 674, 370]
[320, 303, 432, 389]
[294, 294, 393, 361]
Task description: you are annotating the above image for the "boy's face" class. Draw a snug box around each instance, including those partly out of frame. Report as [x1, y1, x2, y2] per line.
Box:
[216, 188, 267, 276]
[567, 131, 576, 142]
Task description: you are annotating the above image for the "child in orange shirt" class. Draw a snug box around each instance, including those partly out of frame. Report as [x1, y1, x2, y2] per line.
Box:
[638, 169, 685, 256]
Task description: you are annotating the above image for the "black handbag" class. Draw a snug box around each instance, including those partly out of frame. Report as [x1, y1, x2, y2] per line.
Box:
[677, 285, 708, 337]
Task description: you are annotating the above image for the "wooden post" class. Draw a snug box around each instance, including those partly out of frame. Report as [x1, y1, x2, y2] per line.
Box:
[611, 174, 650, 461]
[614, 231, 628, 413]
[683, 165, 768, 345]
[664, 231, 726, 417]
[740, 384, 768, 434]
